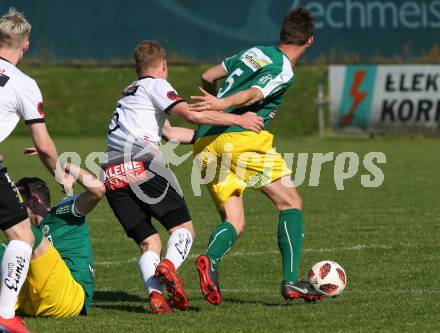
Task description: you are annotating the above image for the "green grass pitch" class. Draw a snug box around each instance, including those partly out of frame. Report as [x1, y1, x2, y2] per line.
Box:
[1, 134, 438, 333]
[1, 65, 438, 332]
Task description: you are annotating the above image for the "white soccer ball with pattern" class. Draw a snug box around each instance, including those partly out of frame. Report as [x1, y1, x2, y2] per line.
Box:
[308, 260, 347, 297]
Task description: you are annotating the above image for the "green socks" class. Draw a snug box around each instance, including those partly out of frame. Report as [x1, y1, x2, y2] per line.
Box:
[278, 209, 304, 283]
[206, 221, 237, 270]
[205, 210, 303, 281]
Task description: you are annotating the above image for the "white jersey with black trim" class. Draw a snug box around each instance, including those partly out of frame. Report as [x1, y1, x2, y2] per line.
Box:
[0, 57, 45, 143]
[106, 76, 184, 154]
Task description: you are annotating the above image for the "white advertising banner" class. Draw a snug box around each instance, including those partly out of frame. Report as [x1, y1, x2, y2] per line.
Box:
[329, 65, 440, 133]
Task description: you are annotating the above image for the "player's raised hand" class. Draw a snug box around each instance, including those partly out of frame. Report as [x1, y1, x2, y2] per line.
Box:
[190, 87, 226, 112]
[24, 147, 39, 157]
[237, 112, 264, 133]
[56, 171, 76, 196]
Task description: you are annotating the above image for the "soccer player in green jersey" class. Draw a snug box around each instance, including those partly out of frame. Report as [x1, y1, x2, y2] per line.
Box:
[0, 163, 105, 317]
[190, 8, 324, 304]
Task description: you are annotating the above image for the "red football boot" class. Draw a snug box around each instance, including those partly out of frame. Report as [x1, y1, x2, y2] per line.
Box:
[148, 291, 173, 314]
[196, 255, 222, 305]
[0, 316, 31, 333]
[155, 259, 189, 311]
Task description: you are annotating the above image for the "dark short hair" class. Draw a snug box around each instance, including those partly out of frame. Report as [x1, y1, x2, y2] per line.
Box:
[280, 7, 315, 46]
[16, 177, 51, 207]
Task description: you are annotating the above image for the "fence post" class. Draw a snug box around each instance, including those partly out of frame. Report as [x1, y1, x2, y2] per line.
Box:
[316, 74, 326, 138]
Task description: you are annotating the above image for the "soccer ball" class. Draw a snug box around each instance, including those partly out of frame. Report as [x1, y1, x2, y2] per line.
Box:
[308, 260, 347, 297]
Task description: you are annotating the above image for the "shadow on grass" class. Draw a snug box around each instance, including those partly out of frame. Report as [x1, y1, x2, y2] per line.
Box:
[92, 290, 146, 313]
[92, 290, 201, 313]
[93, 303, 146, 313]
[94, 290, 145, 302]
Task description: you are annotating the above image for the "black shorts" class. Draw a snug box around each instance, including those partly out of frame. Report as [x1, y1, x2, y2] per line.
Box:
[0, 165, 28, 231]
[105, 160, 191, 244]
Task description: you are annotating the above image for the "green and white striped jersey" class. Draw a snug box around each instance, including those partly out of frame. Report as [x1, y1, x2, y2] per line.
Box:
[196, 45, 295, 139]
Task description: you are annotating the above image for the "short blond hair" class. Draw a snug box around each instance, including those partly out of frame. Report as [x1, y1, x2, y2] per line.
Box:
[134, 40, 166, 72]
[0, 8, 31, 49]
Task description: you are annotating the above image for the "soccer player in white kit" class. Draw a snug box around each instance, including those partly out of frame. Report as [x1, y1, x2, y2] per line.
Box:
[0, 8, 70, 332]
[104, 40, 264, 314]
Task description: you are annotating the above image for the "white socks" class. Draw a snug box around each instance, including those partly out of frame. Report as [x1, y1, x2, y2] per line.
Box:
[0, 240, 32, 319]
[138, 251, 163, 295]
[138, 228, 193, 296]
[165, 228, 193, 270]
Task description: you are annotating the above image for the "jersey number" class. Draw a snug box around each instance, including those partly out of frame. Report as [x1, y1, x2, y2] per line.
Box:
[108, 104, 121, 134]
[218, 68, 243, 98]
[0, 74, 10, 87]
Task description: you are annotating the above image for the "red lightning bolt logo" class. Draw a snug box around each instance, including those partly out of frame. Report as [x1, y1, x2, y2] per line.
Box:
[341, 70, 368, 126]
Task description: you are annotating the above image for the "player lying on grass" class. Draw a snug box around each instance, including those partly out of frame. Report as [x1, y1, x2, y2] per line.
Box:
[0, 8, 73, 333]
[104, 40, 263, 314]
[190, 8, 324, 304]
[0, 162, 105, 318]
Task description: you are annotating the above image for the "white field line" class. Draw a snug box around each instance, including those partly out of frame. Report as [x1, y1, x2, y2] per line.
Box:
[95, 287, 272, 294]
[94, 244, 395, 267]
[94, 288, 440, 296]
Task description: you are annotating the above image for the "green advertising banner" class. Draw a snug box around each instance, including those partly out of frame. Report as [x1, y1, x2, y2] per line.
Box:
[0, 0, 439, 64]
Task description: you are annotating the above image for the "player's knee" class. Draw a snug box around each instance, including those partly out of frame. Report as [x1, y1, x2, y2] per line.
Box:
[171, 221, 195, 239]
[236, 224, 245, 238]
[293, 191, 303, 209]
[228, 219, 245, 238]
[277, 190, 302, 211]
[138, 233, 161, 253]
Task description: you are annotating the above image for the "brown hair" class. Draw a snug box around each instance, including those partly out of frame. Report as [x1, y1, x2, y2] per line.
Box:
[280, 8, 314, 46]
[134, 40, 166, 72]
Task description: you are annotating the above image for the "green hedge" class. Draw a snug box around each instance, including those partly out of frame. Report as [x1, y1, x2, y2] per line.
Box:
[16, 65, 326, 137]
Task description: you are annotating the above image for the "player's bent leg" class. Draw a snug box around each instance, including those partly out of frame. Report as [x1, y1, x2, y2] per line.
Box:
[261, 177, 321, 301]
[168, 221, 195, 238]
[151, 202, 193, 311]
[0, 219, 34, 326]
[206, 194, 243, 269]
[17, 241, 86, 318]
[197, 194, 244, 305]
[138, 233, 161, 254]
[155, 220, 194, 311]
[137, 234, 172, 314]
[0, 167, 34, 331]
[221, 194, 246, 237]
[260, 176, 302, 211]
[137, 234, 163, 295]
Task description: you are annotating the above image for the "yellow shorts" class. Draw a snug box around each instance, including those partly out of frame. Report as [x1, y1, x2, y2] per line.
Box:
[16, 244, 85, 317]
[194, 130, 291, 210]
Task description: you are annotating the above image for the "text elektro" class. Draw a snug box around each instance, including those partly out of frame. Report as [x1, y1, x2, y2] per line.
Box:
[382, 72, 440, 123]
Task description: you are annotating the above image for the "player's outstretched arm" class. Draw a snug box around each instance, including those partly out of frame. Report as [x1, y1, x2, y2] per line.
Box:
[201, 64, 227, 95]
[162, 119, 195, 144]
[63, 163, 106, 215]
[27, 122, 59, 175]
[27, 123, 75, 193]
[190, 87, 264, 112]
[170, 101, 263, 133]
